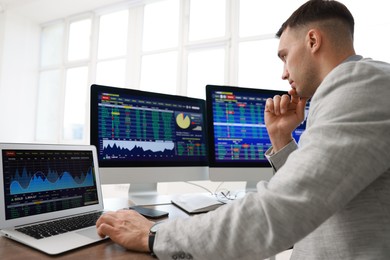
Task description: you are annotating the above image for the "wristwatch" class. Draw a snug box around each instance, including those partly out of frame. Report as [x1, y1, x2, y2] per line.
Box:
[149, 222, 164, 256]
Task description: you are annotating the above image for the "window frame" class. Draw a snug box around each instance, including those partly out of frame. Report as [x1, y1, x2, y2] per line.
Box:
[35, 0, 295, 144]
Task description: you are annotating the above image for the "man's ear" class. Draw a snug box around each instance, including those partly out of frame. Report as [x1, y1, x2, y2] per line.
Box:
[307, 29, 321, 53]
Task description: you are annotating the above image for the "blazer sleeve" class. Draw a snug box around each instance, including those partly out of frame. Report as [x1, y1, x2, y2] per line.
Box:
[265, 140, 298, 172]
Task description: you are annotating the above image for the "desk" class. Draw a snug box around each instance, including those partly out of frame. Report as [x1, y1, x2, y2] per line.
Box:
[0, 198, 190, 260]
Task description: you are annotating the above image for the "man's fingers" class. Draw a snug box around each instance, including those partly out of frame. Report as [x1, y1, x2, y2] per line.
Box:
[280, 94, 290, 114]
[273, 95, 282, 115]
[96, 211, 117, 229]
[265, 98, 274, 113]
[290, 94, 300, 105]
[266, 94, 296, 115]
[288, 88, 298, 97]
[97, 223, 114, 238]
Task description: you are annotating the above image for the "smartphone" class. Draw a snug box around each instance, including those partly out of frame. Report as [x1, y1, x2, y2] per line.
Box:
[129, 206, 169, 219]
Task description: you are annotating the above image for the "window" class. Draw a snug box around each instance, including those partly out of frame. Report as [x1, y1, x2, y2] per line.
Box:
[140, 0, 180, 94]
[238, 39, 287, 90]
[239, 0, 306, 36]
[187, 48, 225, 99]
[140, 51, 178, 94]
[96, 59, 127, 87]
[63, 66, 89, 140]
[35, 69, 62, 142]
[68, 19, 91, 61]
[143, 0, 179, 51]
[40, 23, 64, 67]
[37, 0, 390, 144]
[189, 0, 226, 41]
[94, 10, 129, 87]
[97, 10, 128, 59]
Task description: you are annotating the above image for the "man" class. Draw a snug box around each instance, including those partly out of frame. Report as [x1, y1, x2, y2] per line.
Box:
[96, 1, 390, 259]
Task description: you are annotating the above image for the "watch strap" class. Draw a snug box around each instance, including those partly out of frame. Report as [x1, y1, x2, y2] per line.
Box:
[148, 232, 156, 257]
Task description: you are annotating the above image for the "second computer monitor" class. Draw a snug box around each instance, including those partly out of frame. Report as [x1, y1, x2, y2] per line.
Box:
[205, 85, 307, 184]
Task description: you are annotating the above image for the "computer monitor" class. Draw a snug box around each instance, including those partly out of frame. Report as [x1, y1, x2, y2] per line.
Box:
[205, 85, 308, 190]
[90, 84, 209, 205]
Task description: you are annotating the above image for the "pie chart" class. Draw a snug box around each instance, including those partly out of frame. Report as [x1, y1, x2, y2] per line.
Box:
[176, 113, 191, 129]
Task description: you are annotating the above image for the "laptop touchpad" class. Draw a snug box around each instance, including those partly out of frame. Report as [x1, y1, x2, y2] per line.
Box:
[76, 227, 101, 240]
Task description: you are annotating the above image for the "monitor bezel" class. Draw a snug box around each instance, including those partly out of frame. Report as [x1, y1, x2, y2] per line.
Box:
[90, 84, 209, 168]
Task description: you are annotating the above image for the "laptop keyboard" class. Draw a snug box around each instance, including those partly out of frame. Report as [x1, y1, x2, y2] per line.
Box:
[16, 211, 103, 239]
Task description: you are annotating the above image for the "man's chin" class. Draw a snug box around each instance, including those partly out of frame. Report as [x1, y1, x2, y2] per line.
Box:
[290, 87, 310, 98]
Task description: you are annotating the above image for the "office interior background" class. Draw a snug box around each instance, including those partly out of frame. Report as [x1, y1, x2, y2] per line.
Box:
[1, 0, 390, 144]
[0, 0, 389, 258]
[1, 0, 388, 176]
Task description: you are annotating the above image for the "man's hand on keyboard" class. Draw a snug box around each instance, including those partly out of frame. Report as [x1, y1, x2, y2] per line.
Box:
[96, 209, 154, 252]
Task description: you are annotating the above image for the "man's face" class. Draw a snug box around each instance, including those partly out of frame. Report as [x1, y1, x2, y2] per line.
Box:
[277, 27, 319, 98]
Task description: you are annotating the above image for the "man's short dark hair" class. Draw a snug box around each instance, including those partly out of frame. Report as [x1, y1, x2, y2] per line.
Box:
[276, 0, 354, 38]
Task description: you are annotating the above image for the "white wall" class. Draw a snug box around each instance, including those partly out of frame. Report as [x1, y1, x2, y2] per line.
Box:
[0, 0, 134, 143]
[0, 11, 4, 89]
[0, 10, 40, 142]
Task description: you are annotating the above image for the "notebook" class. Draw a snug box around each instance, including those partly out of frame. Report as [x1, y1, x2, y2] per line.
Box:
[171, 193, 224, 214]
[0, 143, 106, 255]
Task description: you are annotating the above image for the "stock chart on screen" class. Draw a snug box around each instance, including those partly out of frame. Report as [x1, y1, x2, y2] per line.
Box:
[206, 85, 308, 166]
[2, 150, 99, 220]
[91, 85, 208, 167]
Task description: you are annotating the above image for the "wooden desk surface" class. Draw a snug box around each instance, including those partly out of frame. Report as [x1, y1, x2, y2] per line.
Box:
[0, 198, 190, 260]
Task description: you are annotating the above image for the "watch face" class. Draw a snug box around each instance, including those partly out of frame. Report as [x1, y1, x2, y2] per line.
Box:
[150, 221, 165, 233]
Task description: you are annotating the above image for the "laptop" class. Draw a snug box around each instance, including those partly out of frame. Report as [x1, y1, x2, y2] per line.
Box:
[0, 143, 106, 255]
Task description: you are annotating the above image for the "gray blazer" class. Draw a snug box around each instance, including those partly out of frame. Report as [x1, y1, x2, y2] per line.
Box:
[153, 56, 390, 259]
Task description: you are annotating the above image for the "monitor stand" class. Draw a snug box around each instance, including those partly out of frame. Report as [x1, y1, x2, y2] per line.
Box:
[128, 183, 175, 206]
[245, 181, 259, 193]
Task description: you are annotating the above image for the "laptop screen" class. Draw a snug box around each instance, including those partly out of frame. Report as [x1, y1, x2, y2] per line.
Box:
[2, 149, 99, 220]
